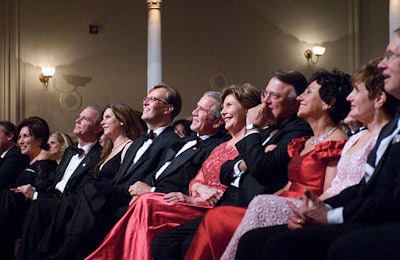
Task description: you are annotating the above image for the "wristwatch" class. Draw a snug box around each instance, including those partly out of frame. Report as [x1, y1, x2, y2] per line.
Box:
[245, 123, 260, 131]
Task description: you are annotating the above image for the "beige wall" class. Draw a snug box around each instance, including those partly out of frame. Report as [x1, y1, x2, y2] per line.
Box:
[1, 0, 389, 134]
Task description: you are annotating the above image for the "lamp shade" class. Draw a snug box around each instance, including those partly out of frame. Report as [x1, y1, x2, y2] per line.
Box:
[41, 67, 56, 77]
[312, 46, 326, 56]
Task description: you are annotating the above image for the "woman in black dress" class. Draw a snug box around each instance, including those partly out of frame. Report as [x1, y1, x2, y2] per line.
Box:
[0, 117, 57, 259]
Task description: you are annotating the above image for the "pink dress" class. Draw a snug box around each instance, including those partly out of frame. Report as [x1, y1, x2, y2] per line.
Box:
[220, 131, 377, 259]
[85, 142, 238, 260]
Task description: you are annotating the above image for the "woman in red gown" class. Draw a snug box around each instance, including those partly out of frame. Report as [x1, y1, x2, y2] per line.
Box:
[85, 84, 261, 260]
[185, 69, 353, 260]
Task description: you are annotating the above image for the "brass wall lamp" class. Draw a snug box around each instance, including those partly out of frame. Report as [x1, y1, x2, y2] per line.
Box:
[39, 67, 56, 90]
[304, 46, 326, 64]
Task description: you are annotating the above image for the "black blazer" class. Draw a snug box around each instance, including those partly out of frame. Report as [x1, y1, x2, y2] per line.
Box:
[38, 142, 102, 199]
[112, 126, 183, 193]
[0, 145, 29, 191]
[325, 115, 400, 223]
[143, 131, 229, 195]
[221, 115, 312, 206]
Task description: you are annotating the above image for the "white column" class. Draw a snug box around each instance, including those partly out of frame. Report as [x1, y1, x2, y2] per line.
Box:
[147, 0, 162, 92]
[390, 0, 400, 39]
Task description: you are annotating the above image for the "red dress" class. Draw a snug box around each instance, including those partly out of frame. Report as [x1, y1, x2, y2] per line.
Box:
[85, 142, 238, 260]
[185, 137, 346, 260]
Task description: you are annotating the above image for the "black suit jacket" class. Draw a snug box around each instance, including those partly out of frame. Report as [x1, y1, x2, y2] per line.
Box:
[325, 115, 400, 223]
[0, 145, 29, 191]
[38, 142, 102, 199]
[222, 115, 312, 206]
[142, 131, 229, 195]
[111, 126, 183, 193]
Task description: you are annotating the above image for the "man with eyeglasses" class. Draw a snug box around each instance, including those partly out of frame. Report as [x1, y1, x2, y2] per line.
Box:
[235, 27, 400, 260]
[151, 70, 313, 260]
[33, 85, 183, 260]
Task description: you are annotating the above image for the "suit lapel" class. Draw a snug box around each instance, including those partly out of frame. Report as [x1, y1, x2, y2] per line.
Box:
[68, 142, 101, 181]
[361, 115, 400, 192]
[55, 149, 75, 183]
[156, 147, 199, 181]
[155, 134, 221, 181]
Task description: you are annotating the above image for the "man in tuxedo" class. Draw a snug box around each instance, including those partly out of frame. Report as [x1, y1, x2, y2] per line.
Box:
[47, 84, 183, 259]
[236, 28, 400, 260]
[151, 70, 313, 260]
[127, 91, 228, 199]
[18, 105, 103, 259]
[0, 120, 29, 191]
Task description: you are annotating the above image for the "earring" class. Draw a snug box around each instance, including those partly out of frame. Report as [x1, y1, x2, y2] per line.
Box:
[322, 105, 327, 110]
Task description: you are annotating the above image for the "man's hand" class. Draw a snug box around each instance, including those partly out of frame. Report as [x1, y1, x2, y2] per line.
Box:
[10, 184, 36, 200]
[264, 144, 277, 153]
[128, 181, 152, 197]
[238, 161, 248, 172]
[287, 189, 329, 230]
[302, 189, 329, 225]
[246, 103, 270, 127]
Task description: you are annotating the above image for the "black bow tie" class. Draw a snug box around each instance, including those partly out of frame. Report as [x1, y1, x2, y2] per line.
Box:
[70, 146, 84, 156]
[144, 130, 155, 141]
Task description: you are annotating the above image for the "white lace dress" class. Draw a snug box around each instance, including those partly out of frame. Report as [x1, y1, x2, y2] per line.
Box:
[220, 131, 377, 260]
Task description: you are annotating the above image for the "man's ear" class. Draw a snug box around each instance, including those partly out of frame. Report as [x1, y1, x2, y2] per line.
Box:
[164, 104, 174, 115]
[212, 117, 225, 129]
[6, 133, 14, 142]
[95, 125, 103, 135]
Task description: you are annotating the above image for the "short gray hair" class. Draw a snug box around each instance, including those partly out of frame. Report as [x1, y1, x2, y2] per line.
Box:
[203, 91, 222, 118]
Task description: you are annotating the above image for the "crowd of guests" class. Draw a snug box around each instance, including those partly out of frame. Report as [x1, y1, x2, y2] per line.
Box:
[1, 27, 400, 260]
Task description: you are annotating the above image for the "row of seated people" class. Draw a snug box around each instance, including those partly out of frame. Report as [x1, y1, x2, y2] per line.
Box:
[0, 48, 398, 260]
[230, 31, 400, 260]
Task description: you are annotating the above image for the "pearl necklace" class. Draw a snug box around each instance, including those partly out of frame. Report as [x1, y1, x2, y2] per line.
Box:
[310, 126, 337, 145]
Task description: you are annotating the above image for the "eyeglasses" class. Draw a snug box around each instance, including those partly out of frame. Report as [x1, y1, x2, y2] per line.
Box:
[143, 96, 168, 104]
[383, 51, 400, 61]
[262, 91, 284, 102]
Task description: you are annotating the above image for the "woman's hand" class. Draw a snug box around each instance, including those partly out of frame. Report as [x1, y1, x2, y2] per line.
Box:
[163, 192, 192, 203]
[10, 184, 36, 200]
[164, 186, 223, 206]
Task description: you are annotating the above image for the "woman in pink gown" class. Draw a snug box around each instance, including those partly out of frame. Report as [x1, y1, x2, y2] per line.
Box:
[85, 84, 261, 260]
[218, 58, 398, 259]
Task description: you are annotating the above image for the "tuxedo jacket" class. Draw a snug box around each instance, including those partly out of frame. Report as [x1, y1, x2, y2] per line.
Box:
[325, 115, 400, 223]
[111, 126, 183, 193]
[38, 142, 102, 199]
[222, 115, 312, 206]
[142, 131, 229, 195]
[0, 145, 29, 191]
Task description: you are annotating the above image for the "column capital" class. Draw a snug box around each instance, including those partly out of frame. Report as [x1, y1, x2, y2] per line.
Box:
[147, 0, 162, 9]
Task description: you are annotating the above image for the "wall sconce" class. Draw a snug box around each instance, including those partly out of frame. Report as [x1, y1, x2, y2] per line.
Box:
[39, 67, 56, 90]
[304, 46, 326, 64]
